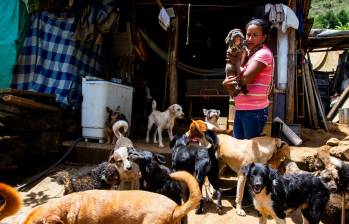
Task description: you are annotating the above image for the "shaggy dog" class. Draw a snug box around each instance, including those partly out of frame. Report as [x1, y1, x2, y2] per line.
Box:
[185, 120, 286, 216]
[128, 149, 182, 205]
[104, 106, 128, 144]
[146, 100, 185, 147]
[2, 171, 201, 224]
[203, 108, 232, 135]
[224, 28, 248, 96]
[242, 162, 330, 224]
[170, 128, 223, 214]
[0, 183, 21, 221]
[57, 162, 119, 194]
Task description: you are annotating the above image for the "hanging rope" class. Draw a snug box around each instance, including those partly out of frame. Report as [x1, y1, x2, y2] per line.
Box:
[137, 28, 225, 77]
[186, 3, 191, 45]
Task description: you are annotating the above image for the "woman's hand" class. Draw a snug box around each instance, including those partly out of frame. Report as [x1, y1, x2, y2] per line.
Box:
[222, 76, 238, 97]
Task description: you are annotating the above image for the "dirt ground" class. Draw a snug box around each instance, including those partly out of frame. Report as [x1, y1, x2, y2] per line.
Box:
[2, 123, 349, 224]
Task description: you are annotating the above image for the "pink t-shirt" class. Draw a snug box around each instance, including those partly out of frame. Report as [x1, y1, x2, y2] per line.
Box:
[234, 45, 274, 110]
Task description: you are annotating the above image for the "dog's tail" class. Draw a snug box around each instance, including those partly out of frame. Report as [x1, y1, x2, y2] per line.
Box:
[0, 183, 21, 221]
[151, 100, 157, 112]
[112, 120, 129, 139]
[170, 171, 201, 223]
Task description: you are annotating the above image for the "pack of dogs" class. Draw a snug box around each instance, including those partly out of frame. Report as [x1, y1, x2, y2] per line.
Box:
[1, 104, 349, 224]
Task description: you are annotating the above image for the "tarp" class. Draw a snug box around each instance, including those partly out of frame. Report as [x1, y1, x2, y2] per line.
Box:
[0, 0, 19, 88]
[11, 11, 104, 106]
[309, 50, 344, 72]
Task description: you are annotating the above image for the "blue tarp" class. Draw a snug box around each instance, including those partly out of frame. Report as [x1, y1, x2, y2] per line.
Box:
[0, 0, 19, 88]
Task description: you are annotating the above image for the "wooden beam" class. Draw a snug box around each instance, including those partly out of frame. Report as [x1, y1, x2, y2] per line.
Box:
[285, 0, 297, 123]
[168, 16, 179, 105]
[2, 95, 60, 112]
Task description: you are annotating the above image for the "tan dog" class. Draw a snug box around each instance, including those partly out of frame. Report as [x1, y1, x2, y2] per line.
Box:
[108, 120, 140, 190]
[2, 171, 200, 224]
[0, 183, 21, 221]
[185, 121, 284, 216]
[146, 100, 185, 148]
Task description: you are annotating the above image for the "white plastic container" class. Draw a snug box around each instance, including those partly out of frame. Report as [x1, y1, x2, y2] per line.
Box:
[81, 78, 133, 141]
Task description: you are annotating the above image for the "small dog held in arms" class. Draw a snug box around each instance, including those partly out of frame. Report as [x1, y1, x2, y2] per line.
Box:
[146, 100, 185, 147]
[224, 28, 248, 96]
[242, 162, 330, 224]
[203, 108, 232, 135]
[0, 171, 201, 224]
[104, 106, 128, 144]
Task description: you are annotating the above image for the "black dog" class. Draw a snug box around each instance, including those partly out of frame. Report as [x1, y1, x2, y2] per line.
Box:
[128, 149, 182, 205]
[242, 162, 330, 224]
[170, 130, 223, 214]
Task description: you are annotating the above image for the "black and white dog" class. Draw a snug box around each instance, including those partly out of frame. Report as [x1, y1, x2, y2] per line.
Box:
[128, 149, 182, 205]
[170, 130, 223, 214]
[242, 162, 330, 224]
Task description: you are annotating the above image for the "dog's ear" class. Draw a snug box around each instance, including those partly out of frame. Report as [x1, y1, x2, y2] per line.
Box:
[203, 109, 208, 116]
[115, 105, 121, 112]
[155, 153, 166, 165]
[267, 165, 278, 180]
[106, 106, 112, 113]
[217, 110, 221, 117]
[241, 163, 254, 176]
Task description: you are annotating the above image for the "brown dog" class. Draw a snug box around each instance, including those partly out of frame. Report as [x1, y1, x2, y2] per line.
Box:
[185, 120, 284, 216]
[0, 183, 21, 221]
[2, 171, 201, 224]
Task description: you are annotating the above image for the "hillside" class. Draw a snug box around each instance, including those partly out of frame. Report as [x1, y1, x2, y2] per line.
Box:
[309, 0, 349, 28]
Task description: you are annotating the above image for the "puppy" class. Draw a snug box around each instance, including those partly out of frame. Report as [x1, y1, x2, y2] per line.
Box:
[185, 120, 284, 216]
[2, 171, 201, 224]
[203, 108, 232, 135]
[57, 162, 119, 194]
[104, 106, 128, 144]
[224, 28, 248, 96]
[128, 149, 182, 205]
[146, 100, 185, 147]
[170, 131, 223, 214]
[0, 183, 21, 221]
[242, 162, 330, 224]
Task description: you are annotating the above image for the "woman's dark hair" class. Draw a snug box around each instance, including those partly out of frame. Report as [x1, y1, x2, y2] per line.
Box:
[246, 18, 269, 36]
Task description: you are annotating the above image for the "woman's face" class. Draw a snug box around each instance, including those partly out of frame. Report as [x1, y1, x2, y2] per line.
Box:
[245, 24, 266, 50]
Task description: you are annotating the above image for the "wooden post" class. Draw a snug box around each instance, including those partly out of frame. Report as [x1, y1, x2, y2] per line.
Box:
[167, 16, 179, 105]
[285, 0, 297, 123]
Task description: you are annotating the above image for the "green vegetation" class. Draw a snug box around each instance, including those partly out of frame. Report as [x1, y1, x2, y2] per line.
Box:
[310, 0, 349, 29]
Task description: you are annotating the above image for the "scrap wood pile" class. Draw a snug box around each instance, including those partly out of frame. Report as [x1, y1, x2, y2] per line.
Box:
[0, 88, 63, 172]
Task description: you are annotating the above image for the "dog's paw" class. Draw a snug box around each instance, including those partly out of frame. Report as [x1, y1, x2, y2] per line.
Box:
[235, 206, 246, 216]
[217, 206, 224, 215]
[159, 143, 164, 148]
[145, 137, 149, 143]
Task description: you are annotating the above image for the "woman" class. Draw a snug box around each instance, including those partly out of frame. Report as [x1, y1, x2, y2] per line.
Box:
[222, 19, 274, 139]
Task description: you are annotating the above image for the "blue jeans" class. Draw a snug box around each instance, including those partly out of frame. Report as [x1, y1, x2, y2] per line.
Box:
[233, 108, 268, 139]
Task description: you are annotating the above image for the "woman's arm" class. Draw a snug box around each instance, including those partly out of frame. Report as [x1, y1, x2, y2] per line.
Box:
[240, 60, 266, 85]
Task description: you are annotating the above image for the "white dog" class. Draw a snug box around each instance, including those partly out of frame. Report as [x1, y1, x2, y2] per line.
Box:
[109, 120, 140, 190]
[146, 100, 184, 147]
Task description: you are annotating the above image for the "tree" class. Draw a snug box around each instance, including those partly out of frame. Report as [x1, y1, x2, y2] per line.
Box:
[337, 9, 349, 26]
[319, 10, 340, 28]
